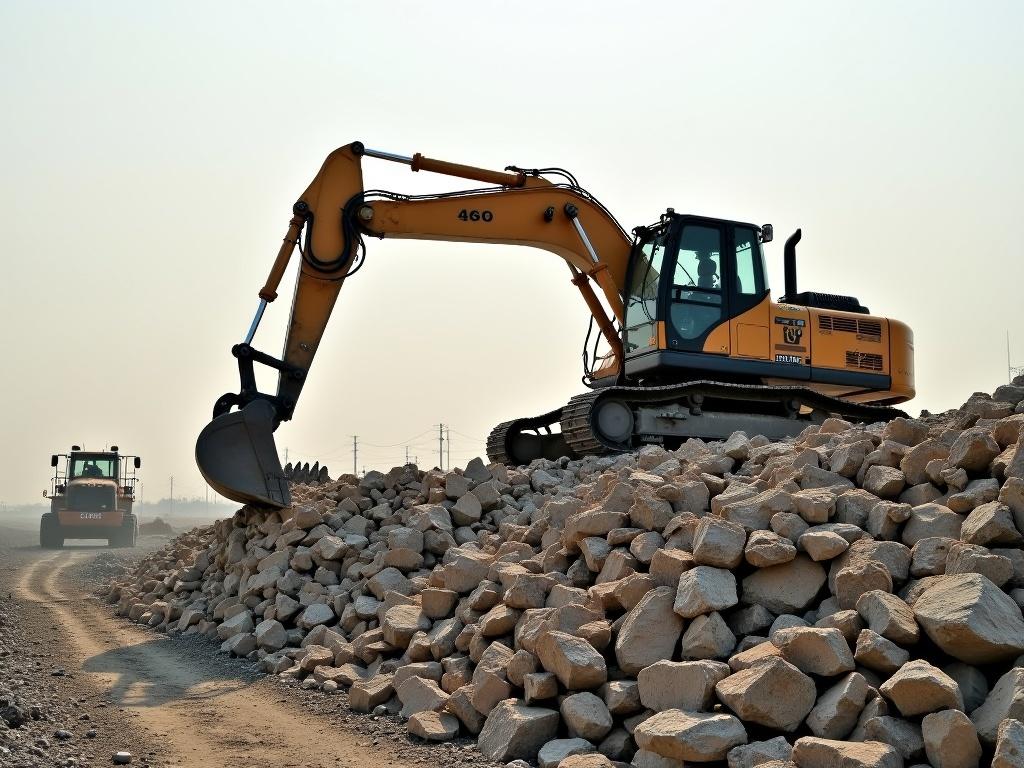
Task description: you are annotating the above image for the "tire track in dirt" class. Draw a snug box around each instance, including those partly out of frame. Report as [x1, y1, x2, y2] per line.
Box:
[17, 550, 416, 768]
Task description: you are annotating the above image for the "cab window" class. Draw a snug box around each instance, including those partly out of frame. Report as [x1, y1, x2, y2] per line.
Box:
[734, 227, 765, 296]
[670, 225, 723, 341]
[70, 456, 115, 479]
[624, 229, 668, 352]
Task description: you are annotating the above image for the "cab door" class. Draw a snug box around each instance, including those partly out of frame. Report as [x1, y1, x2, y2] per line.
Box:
[665, 221, 729, 354]
[727, 225, 772, 360]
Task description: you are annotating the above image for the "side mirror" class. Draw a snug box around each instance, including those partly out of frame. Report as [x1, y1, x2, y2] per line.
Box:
[51, 455, 59, 467]
[760, 224, 774, 243]
[134, 457, 142, 469]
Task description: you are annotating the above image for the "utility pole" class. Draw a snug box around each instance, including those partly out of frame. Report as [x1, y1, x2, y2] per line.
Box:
[438, 424, 445, 471]
[352, 436, 358, 477]
[405, 446, 410, 465]
[284, 447, 289, 465]
[446, 426, 451, 471]
[169, 475, 174, 516]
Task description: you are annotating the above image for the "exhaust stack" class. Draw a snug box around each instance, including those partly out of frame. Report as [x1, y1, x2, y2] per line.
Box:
[783, 228, 802, 301]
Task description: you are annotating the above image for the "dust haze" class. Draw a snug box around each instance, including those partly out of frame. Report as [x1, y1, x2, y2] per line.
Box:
[1, 1, 1022, 505]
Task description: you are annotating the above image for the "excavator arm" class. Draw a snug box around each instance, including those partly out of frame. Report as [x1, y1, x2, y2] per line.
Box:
[196, 141, 635, 508]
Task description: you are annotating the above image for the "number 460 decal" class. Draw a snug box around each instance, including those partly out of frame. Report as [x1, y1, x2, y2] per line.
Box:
[457, 209, 493, 222]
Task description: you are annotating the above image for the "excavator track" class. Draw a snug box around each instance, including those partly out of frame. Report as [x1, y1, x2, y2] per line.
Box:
[560, 381, 908, 458]
[486, 407, 571, 466]
[487, 381, 908, 465]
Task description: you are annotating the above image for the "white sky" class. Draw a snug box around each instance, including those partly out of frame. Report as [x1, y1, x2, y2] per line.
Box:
[1, 1, 1022, 504]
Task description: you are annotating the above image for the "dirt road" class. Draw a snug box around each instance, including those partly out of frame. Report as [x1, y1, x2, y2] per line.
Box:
[0, 531, 455, 768]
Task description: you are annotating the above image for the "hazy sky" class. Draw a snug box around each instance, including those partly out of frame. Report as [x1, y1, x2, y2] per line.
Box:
[1, 2, 1022, 505]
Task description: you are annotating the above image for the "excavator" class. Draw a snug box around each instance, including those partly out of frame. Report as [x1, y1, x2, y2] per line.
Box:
[196, 141, 915, 509]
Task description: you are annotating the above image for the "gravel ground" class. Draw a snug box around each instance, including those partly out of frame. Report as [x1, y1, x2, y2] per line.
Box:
[68, 588, 503, 768]
[0, 536, 159, 768]
[0, 526, 504, 768]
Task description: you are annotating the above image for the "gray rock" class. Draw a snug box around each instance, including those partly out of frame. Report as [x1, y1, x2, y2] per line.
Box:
[637, 660, 731, 712]
[922, 709, 982, 768]
[726, 736, 792, 768]
[854, 629, 909, 675]
[993, 718, 1024, 768]
[805, 672, 869, 740]
[477, 701, 560, 762]
[771, 627, 855, 677]
[969, 666, 1024, 744]
[674, 566, 738, 618]
[741, 556, 826, 615]
[561, 692, 614, 742]
[538, 738, 595, 768]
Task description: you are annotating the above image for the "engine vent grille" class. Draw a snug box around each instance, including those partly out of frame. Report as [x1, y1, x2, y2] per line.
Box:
[846, 351, 884, 371]
[819, 315, 882, 339]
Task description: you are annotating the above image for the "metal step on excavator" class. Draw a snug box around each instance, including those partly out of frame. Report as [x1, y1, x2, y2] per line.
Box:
[196, 141, 913, 509]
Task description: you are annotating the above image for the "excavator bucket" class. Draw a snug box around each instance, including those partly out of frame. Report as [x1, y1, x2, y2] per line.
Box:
[195, 400, 291, 509]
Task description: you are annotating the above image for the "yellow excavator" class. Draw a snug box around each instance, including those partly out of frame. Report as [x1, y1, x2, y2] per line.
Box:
[196, 142, 915, 509]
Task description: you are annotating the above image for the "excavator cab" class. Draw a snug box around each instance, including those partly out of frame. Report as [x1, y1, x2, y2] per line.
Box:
[622, 212, 772, 381]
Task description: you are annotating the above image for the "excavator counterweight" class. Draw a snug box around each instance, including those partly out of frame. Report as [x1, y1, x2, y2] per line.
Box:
[196, 141, 915, 508]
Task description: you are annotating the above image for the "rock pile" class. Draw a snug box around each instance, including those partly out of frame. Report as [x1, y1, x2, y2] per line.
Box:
[105, 379, 1024, 768]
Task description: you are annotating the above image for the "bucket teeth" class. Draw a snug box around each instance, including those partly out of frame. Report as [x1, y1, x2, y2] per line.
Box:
[283, 460, 332, 486]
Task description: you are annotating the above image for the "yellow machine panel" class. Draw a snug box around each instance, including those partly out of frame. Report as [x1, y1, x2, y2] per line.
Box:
[807, 308, 890, 376]
[769, 303, 811, 368]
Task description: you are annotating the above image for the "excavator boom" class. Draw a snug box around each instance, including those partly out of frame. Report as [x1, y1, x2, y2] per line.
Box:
[196, 142, 634, 508]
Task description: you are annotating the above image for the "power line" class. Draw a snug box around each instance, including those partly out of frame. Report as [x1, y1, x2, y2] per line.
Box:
[448, 427, 486, 442]
[356, 427, 437, 449]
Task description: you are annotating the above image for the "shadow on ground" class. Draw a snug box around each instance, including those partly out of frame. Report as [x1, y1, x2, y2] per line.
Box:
[81, 635, 254, 708]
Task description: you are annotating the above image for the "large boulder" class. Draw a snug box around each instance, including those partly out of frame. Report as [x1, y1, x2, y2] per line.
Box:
[912, 573, 1024, 664]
